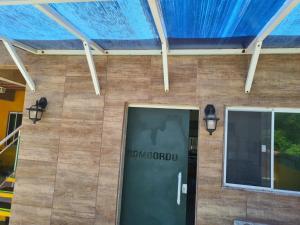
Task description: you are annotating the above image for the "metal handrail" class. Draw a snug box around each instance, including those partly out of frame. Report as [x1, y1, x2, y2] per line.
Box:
[0, 125, 22, 147]
[0, 138, 19, 155]
[0, 126, 22, 188]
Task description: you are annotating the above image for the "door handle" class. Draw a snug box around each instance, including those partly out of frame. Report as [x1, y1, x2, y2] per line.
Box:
[177, 172, 182, 205]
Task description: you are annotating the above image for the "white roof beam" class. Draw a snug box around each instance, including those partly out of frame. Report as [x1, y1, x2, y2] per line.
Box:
[34, 4, 105, 54]
[10, 40, 38, 54]
[2, 38, 35, 91]
[245, 1, 299, 94]
[245, 41, 262, 93]
[34, 47, 300, 56]
[147, 0, 169, 92]
[83, 41, 100, 95]
[0, 37, 38, 54]
[0, 0, 111, 6]
[247, 0, 300, 52]
[162, 42, 169, 91]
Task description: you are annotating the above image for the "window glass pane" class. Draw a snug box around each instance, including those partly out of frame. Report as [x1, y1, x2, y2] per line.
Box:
[16, 114, 22, 129]
[6, 113, 16, 145]
[13, 114, 23, 144]
[7, 113, 16, 135]
[226, 111, 271, 187]
[274, 113, 300, 191]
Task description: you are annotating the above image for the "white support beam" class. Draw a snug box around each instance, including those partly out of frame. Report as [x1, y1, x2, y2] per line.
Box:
[35, 47, 300, 56]
[40, 49, 162, 55]
[2, 39, 35, 91]
[162, 42, 169, 91]
[247, 0, 300, 52]
[1, 37, 38, 54]
[147, 0, 169, 92]
[83, 41, 100, 95]
[245, 41, 262, 93]
[0, 0, 111, 5]
[34, 4, 105, 54]
[11, 40, 38, 54]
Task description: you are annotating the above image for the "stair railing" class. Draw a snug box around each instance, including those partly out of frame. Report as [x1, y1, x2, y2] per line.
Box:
[0, 126, 22, 183]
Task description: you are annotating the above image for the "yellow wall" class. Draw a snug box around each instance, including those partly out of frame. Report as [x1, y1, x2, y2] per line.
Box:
[0, 90, 25, 140]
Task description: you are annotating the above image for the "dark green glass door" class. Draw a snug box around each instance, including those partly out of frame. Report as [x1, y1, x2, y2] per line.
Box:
[120, 107, 190, 225]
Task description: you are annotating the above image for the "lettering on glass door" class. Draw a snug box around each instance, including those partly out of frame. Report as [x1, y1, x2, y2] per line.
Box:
[128, 150, 178, 161]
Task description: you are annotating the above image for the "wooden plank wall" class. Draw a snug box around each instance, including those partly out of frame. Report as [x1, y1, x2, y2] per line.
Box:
[0, 44, 300, 225]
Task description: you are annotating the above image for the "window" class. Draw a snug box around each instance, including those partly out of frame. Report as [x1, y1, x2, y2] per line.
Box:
[224, 108, 300, 194]
[6, 112, 22, 145]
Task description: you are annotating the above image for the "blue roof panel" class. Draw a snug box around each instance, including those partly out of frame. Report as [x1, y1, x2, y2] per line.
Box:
[159, 0, 286, 49]
[264, 4, 300, 48]
[0, 5, 81, 49]
[50, 0, 161, 49]
[0, 0, 299, 50]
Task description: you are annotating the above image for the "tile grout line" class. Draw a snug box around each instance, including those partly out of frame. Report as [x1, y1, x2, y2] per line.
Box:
[93, 55, 109, 225]
[49, 56, 68, 225]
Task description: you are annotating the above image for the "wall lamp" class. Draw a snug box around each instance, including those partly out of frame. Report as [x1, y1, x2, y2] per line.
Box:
[26, 97, 48, 124]
[203, 104, 219, 135]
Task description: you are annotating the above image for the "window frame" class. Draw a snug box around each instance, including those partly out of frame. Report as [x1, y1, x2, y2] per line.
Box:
[6, 112, 23, 145]
[224, 106, 300, 196]
[6, 111, 23, 136]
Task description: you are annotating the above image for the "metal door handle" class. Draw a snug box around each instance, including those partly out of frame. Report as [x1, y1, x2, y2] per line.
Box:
[177, 172, 182, 205]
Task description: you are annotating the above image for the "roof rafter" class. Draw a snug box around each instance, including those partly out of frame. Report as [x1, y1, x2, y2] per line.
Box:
[2, 38, 36, 91]
[245, 0, 300, 93]
[34, 4, 105, 54]
[10, 40, 38, 54]
[0, 0, 110, 6]
[83, 41, 101, 95]
[245, 41, 262, 93]
[0, 37, 38, 54]
[147, 0, 169, 92]
[247, 0, 300, 52]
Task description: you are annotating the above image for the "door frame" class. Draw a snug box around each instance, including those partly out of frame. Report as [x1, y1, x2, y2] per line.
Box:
[115, 103, 201, 225]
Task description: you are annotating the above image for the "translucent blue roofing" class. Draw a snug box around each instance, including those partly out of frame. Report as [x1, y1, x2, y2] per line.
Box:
[0, 0, 299, 50]
[50, 0, 160, 49]
[0, 5, 81, 49]
[159, 0, 286, 49]
[264, 4, 300, 48]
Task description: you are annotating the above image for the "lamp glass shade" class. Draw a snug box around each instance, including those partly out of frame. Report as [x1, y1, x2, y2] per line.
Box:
[36, 109, 43, 121]
[204, 104, 219, 135]
[207, 119, 216, 130]
[28, 107, 38, 120]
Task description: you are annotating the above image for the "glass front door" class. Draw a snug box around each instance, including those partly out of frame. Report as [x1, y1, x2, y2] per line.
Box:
[120, 107, 194, 225]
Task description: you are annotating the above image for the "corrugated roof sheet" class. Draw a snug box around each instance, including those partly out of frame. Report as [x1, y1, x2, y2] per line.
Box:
[0, 0, 298, 50]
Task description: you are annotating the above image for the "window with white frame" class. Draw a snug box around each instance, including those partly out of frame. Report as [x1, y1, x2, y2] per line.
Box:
[224, 108, 300, 193]
[6, 112, 22, 145]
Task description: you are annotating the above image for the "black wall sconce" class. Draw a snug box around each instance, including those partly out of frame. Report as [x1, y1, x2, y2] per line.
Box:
[26, 97, 48, 124]
[203, 104, 219, 135]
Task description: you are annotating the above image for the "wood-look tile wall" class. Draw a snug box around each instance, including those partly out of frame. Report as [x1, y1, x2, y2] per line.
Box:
[1, 45, 300, 225]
